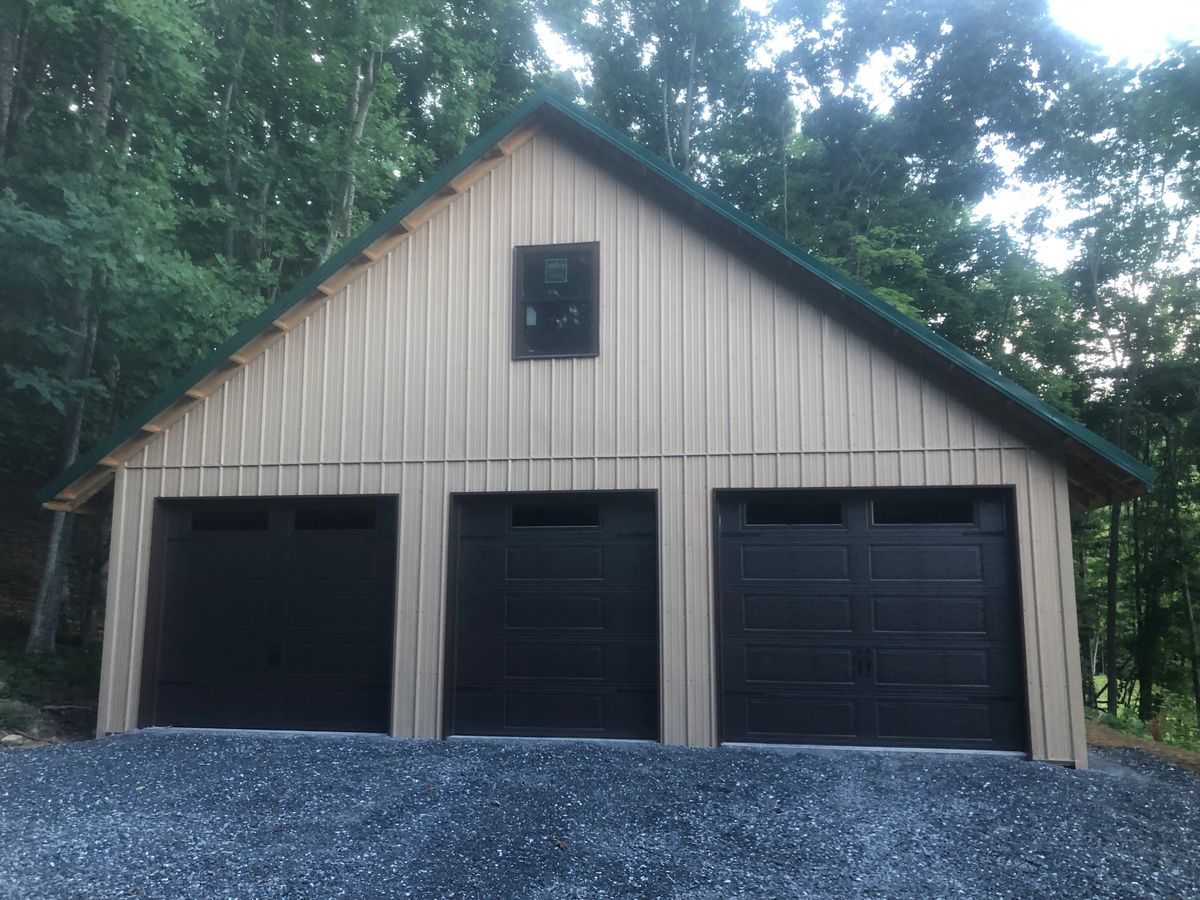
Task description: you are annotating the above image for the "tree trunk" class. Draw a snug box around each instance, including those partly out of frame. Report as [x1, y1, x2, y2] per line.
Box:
[1182, 570, 1200, 732]
[1137, 611, 1156, 721]
[26, 299, 100, 654]
[661, 81, 674, 167]
[1105, 500, 1121, 713]
[218, 39, 247, 260]
[1081, 627, 1097, 707]
[319, 52, 380, 262]
[679, 30, 697, 174]
[26, 34, 117, 655]
[1130, 497, 1156, 721]
[74, 515, 108, 645]
[0, 3, 22, 164]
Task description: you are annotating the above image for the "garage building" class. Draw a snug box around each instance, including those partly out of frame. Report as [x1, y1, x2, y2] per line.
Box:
[41, 91, 1154, 768]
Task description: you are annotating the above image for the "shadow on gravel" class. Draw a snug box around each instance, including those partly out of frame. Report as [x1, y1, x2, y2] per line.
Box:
[0, 731, 1196, 899]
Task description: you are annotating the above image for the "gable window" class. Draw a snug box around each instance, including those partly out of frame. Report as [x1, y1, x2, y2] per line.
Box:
[512, 242, 599, 358]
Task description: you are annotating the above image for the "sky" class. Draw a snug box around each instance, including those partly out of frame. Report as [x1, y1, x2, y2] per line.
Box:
[536, 1, 1199, 270]
[987, 0, 1200, 267]
[1048, 0, 1200, 66]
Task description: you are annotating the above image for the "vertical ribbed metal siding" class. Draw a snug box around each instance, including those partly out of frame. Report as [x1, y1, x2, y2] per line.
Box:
[97, 131, 1086, 765]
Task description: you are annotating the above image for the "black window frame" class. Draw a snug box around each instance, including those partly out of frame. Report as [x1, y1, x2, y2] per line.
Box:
[512, 241, 600, 360]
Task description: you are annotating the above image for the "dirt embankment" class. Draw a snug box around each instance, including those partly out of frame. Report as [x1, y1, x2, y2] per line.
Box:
[1087, 719, 1200, 774]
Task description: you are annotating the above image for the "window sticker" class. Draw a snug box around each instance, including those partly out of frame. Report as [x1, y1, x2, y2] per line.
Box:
[544, 257, 568, 284]
[525, 306, 538, 326]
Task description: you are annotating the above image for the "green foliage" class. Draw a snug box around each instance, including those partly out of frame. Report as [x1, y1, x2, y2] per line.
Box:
[0, 0, 545, 482]
[0, 642, 101, 706]
[0, 705, 35, 732]
[1088, 681, 1200, 752]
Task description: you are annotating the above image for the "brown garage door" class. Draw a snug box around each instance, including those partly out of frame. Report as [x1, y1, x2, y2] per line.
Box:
[717, 489, 1026, 751]
[142, 497, 396, 732]
[448, 492, 659, 739]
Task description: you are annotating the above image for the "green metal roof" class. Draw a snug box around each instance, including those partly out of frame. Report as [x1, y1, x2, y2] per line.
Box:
[40, 88, 1155, 503]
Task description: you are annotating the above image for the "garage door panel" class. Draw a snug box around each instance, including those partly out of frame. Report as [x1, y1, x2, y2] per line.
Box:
[157, 684, 391, 732]
[733, 645, 856, 686]
[718, 490, 1026, 751]
[450, 492, 659, 740]
[286, 545, 384, 581]
[456, 542, 657, 589]
[871, 596, 986, 634]
[505, 545, 604, 580]
[723, 593, 853, 634]
[160, 638, 274, 678]
[274, 686, 392, 730]
[502, 592, 604, 630]
[452, 688, 657, 738]
[738, 545, 850, 581]
[456, 589, 657, 636]
[282, 590, 390, 629]
[167, 590, 273, 630]
[150, 497, 396, 733]
[869, 545, 983, 581]
[873, 648, 991, 688]
[281, 640, 393, 678]
[874, 698, 1018, 745]
[868, 593, 1018, 643]
[174, 544, 274, 583]
[729, 696, 859, 741]
[455, 638, 658, 687]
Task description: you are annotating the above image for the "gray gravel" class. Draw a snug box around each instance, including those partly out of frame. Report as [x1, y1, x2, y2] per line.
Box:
[0, 732, 1197, 898]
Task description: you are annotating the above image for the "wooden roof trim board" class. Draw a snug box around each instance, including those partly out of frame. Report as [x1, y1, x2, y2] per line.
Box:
[40, 89, 1153, 511]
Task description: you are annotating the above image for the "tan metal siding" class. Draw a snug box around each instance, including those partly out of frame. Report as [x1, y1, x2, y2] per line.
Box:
[102, 131, 1086, 765]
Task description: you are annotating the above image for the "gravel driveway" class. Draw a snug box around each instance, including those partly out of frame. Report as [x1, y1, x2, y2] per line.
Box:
[1, 731, 1197, 899]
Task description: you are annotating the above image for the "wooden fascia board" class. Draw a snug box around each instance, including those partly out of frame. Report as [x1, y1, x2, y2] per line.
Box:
[56, 466, 117, 504]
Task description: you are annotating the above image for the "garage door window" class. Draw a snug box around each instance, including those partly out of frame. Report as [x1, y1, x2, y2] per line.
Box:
[511, 503, 600, 528]
[872, 498, 975, 525]
[744, 499, 842, 527]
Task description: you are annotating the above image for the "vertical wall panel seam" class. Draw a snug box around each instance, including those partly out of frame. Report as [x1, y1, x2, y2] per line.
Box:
[380, 254, 393, 461]
[1052, 458, 1085, 763]
[236, 363, 248, 469]
[298, 318, 309, 464]
[276, 338, 288, 467]
[1018, 451, 1050, 758]
[319, 301, 330, 463]
[443, 211, 456, 459]
[122, 471, 150, 727]
[96, 471, 127, 733]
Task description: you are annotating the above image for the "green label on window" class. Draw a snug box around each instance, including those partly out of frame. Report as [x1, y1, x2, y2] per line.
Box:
[544, 258, 568, 283]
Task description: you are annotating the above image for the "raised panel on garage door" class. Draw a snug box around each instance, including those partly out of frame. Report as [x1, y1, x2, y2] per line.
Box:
[144, 497, 397, 732]
[717, 489, 1026, 752]
[449, 492, 659, 739]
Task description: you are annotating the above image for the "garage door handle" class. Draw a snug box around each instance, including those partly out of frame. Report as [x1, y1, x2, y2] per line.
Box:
[855, 649, 874, 679]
